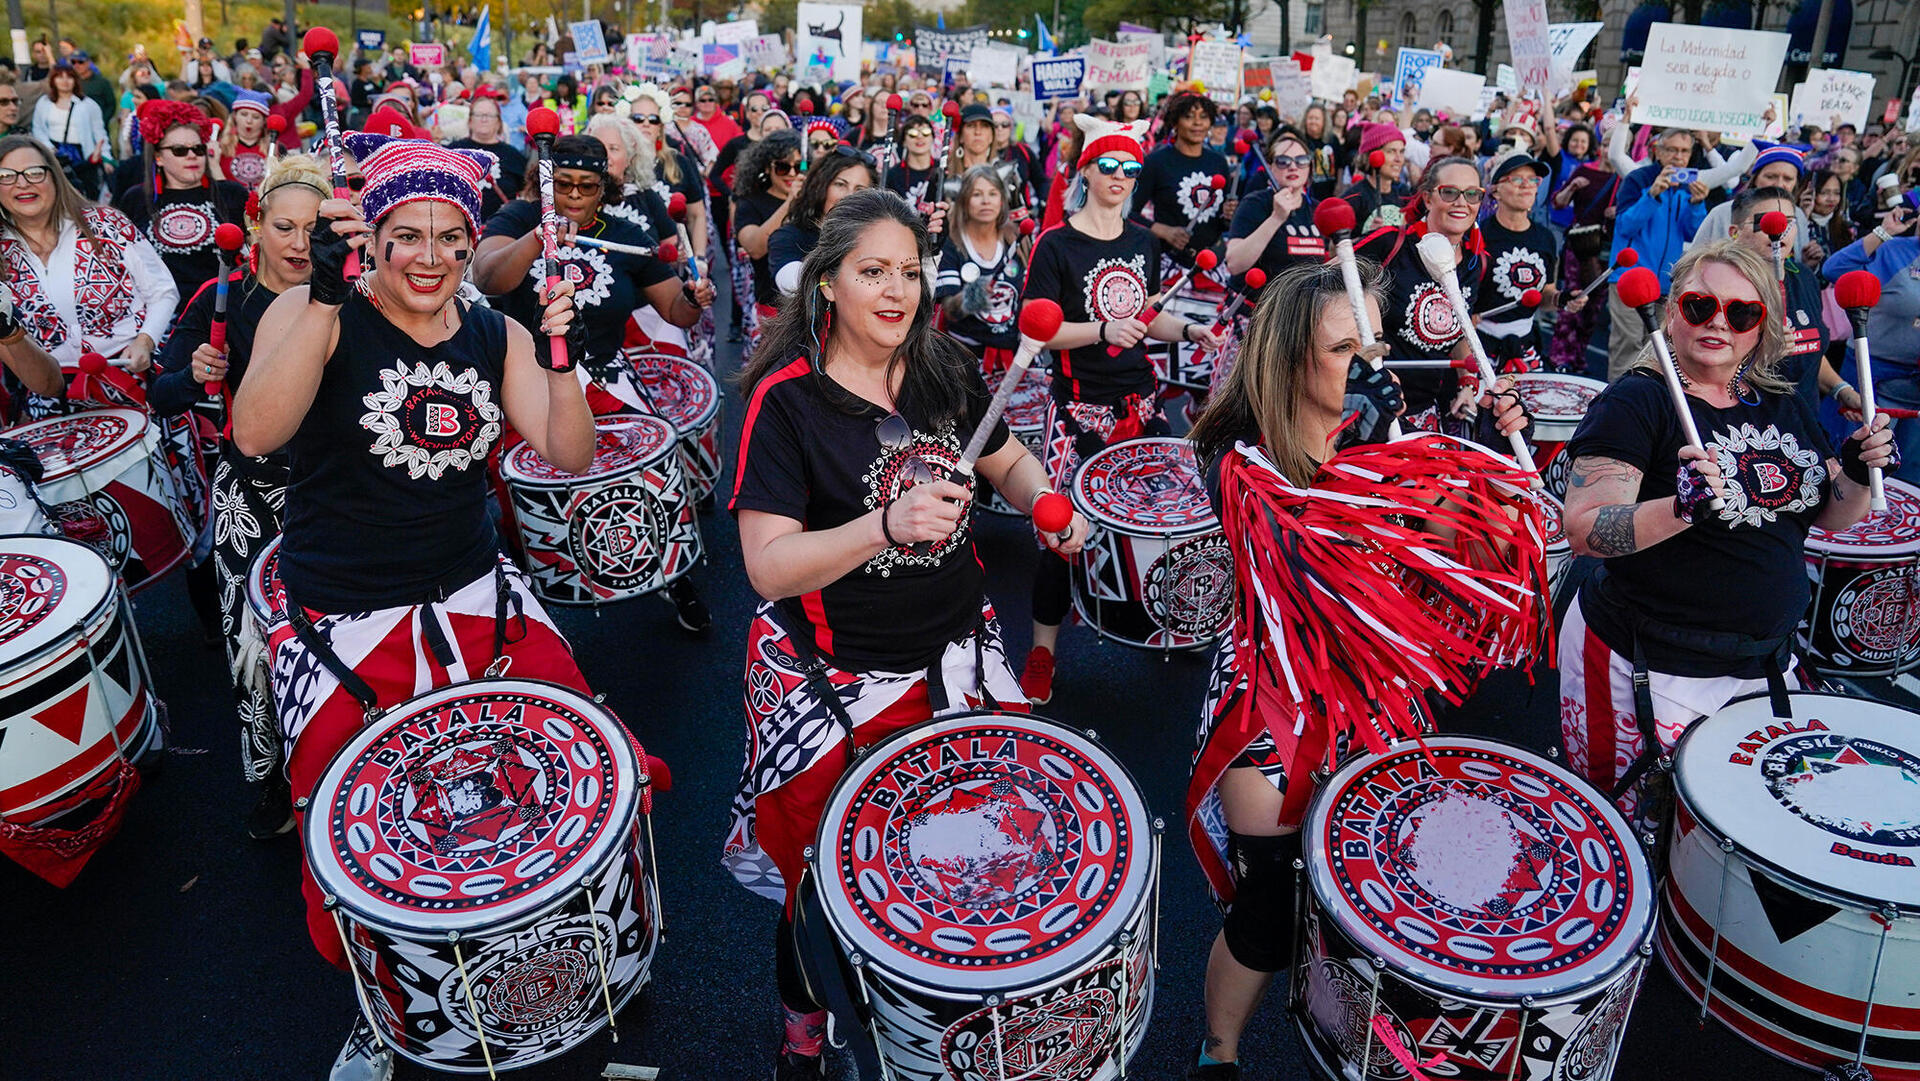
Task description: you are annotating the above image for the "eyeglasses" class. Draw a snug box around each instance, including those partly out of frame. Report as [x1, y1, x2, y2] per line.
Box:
[0, 97, 20, 106]
[1093, 156, 1143, 178]
[634, 114, 662, 126]
[1271, 153, 1314, 169]
[770, 159, 800, 176]
[0, 166, 51, 186]
[1678, 292, 1767, 333]
[671, 99, 691, 109]
[162, 144, 209, 158]
[1432, 185, 1485, 204]
[1501, 174, 1542, 187]
[826, 144, 878, 167]
[696, 94, 716, 103]
[553, 177, 603, 196]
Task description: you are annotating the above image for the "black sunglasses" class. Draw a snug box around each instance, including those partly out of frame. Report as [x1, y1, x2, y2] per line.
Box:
[770, 159, 800, 175]
[161, 144, 209, 158]
[827, 144, 877, 167]
[1678, 292, 1768, 333]
[1092, 156, 1143, 178]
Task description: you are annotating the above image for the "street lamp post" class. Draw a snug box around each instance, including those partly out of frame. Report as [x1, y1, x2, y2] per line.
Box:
[1871, 47, 1917, 101]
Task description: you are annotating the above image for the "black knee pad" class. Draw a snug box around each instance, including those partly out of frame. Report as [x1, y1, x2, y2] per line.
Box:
[1220, 830, 1303, 974]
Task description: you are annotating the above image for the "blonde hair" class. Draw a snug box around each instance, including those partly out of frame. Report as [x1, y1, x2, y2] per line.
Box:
[1636, 239, 1790, 396]
[250, 153, 329, 227]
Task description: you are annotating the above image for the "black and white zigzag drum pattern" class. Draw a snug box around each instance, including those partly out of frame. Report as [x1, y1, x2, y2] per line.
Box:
[1297, 737, 1654, 1081]
[303, 680, 661, 1073]
[628, 351, 723, 502]
[500, 414, 703, 605]
[805, 712, 1160, 1081]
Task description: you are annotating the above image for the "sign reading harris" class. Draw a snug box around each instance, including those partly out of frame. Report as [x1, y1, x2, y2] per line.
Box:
[1032, 56, 1086, 101]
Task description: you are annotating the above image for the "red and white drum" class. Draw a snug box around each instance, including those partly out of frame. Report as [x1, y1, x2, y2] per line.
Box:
[1297, 736, 1654, 1081]
[628, 352, 723, 502]
[1533, 489, 1572, 605]
[500, 414, 702, 607]
[1070, 437, 1232, 651]
[1802, 477, 1920, 677]
[1515, 373, 1606, 498]
[234, 535, 287, 729]
[977, 371, 1050, 518]
[810, 711, 1159, 1081]
[1663, 692, 1920, 1078]
[0, 535, 161, 824]
[10, 408, 191, 591]
[303, 679, 661, 1074]
[1152, 290, 1221, 394]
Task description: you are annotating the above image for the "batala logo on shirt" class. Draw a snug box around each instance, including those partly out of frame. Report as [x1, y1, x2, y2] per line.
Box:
[1083, 255, 1147, 322]
[1175, 171, 1223, 225]
[362, 359, 502, 479]
[535, 244, 614, 310]
[1706, 422, 1823, 527]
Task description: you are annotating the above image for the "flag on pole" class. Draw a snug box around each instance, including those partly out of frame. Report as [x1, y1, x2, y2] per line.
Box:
[937, 11, 946, 29]
[470, 6, 492, 71]
[1035, 15, 1056, 55]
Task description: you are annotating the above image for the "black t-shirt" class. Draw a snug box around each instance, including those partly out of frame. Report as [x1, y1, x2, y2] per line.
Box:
[730, 356, 1010, 671]
[114, 180, 249, 319]
[1340, 179, 1412, 233]
[885, 162, 937, 209]
[654, 150, 706, 212]
[481, 200, 674, 384]
[1355, 227, 1483, 413]
[1568, 371, 1835, 677]
[1133, 143, 1232, 266]
[281, 292, 509, 612]
[712, 134, 751, 196]
[768, 223, 820, 292]
[1781, 262, 1829, 405]
[151, 269, 275, 422]
[450, 138, 527, 223]
[935, 233, 1026, 349]
[1225, 189, 1328, 290]
[1475, 214, 1558, 343]
[1024, 220, 1162, 406]
[603, 183, 673, 245]
[733, 191, 786, 303]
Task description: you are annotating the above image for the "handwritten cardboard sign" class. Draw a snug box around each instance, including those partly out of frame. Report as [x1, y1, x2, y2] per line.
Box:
[1630, 24, 1789, 140]
[1789, 68, 1877, 131]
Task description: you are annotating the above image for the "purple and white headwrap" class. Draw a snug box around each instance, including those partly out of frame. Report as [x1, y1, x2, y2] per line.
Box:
[342, 132, 496, 234]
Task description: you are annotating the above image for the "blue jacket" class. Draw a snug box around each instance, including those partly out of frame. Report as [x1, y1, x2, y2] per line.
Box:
[1609, 161, 1708, 292]
[1824, 235, 1920, 370]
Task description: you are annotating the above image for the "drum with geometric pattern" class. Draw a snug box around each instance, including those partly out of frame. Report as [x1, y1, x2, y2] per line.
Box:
[1802, 477, 1920, 677]
[303, 679, 661, 1074]
[1070, 437, 1231, 651]
[1514, 373, 1606, 499]
[1297, 737, 1653, 1081]
[628, 352, 723, 502]
[10, 408, 192, 592]
[500, 414, 702, 606]
[0, 535, 161, 824]
[1663, 692, 1920, 1079]
[1531, 489, 1572, 606]
[811, 711, 1160, 1081]
[976, 370, 1051, 517]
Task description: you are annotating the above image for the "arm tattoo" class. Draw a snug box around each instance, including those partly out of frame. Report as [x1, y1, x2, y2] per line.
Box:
[1567, 456, 1644, 491]
[1587, 504, 1639, 557]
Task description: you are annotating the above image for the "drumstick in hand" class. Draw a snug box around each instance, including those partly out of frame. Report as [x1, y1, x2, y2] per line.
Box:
[665, 192, 701, 282]
[208, 223, 244, 397]
[1475, 288, 1542, 323]
[1315, 196, 1401, 439]
[302, 27, 358, 281]
[1416, 232, 1536, 472]
[1836, 269, 1888, 513]
[526, 106, 573, 372]
[1618, 265, 1722, 511]
[954, 300, 1065, 481]
[1106, 249, 1217, 357]
[1562, 247, 1638, 305]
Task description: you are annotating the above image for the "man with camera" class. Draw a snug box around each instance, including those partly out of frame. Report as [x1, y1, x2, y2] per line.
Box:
[1605, 127, 1710, 379]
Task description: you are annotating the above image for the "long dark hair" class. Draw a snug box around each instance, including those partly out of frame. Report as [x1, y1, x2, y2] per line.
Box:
[788, 149, 878, 232]
[735, 129, 801, 201]
[739, 189, 973, 430]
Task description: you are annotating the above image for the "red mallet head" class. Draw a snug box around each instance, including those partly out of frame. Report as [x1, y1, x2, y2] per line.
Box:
[656, 238, 679, 263]
[667, 191, 688, 220]
[1616, 266, 1663, 310]
[525, 106, 561, 144]
[1312, 196, 1357, 238]
[798, 98, 815, 114]
[1616, 247, 1640, 268]
[267, 114, 288, 135]
[1521, 288, 1542, 308]
[1836, 269, 1883, 310]
[1245, 268, 1268, 289]
[78, 352, 108, 375]
[1193, 249, 1219, 272]
[214, 222, 245, 254]
[1032, 491, 1073, 533]
[1369, 150, 1386, 170]
[886, 93, 903, 111]
[1235, 135, 1252, 155]
[1018, 217, 1037, 237]
[942, 100, 961, 122]
[1019, 298, 1065, 343]
[1759, 211, 1791, 239]
[302, 27, 340, 62]
[1209, 174, 1226, 190]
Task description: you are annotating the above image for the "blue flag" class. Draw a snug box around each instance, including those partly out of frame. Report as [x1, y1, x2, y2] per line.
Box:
[937, 11, 946, 29]
[470, 5, 492, 71]
[1035, 15, 1056, 55]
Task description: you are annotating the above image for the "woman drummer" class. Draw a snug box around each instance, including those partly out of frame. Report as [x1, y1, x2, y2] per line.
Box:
[472, 133, 717, 634]
[115, 99, 249, 318]
[1222, 127, 1325, 285]
[728, 188, 1085, 1081]
[731, 129, 804, 345]
[1183, 260, 1531, 1080]
[933, 165, 1025, 378]
[150, 153, 324, 840]
[1017, 114, 1221, 705]
[231, 134, 594, 1080]
[1559, 239, 1894, 825]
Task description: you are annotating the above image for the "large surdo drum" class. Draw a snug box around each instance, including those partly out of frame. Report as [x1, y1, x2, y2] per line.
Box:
[1801, 478, 1920, 677]
[628, 352, 723, 502]
[809, 711, 1160, 1081]
[9, 408, 192, 591]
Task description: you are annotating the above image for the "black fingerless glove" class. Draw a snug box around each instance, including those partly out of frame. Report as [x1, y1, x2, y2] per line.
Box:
[1841, 427, 1899, 486]
[1339, 358, 1404, 448]
[308, 216, 353, 306]
[1674, 460, 1720, 525]
[1471, 386, 1534, 450]
[0, 283, 21, 340]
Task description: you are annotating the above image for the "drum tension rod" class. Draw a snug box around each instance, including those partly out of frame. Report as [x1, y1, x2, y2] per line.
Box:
[1857, 906, 1898, 1066]
[581, 885, 620, 1042]
[1700, 838, 1737, 1025]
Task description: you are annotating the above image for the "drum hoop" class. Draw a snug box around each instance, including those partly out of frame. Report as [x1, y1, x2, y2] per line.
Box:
[10, 408, 150, 483]
[811, 710, 1159, 993]
[500, 414, 680, 488]
[0, 536, 119, 668]
[1071, 437, 1220, 538]
[1670, 688, 1920, 914]
[1300, 734, 1656, 1001]
[1806, 477, 1920, 557]
[1513, 373, 1607, 424]
[304, 677, 644, 933]
[246, 535, 285, 625]
[632, 354, 722, 430]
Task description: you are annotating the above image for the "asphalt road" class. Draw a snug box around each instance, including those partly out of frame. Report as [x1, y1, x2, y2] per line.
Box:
[0, 313, 1826, 1081]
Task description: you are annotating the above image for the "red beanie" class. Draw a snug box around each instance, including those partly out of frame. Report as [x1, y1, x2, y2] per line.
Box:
[1074, 115, 1151, 172]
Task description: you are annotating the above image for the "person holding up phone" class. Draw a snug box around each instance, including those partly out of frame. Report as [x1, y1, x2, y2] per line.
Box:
[1604, 127, 1710, 379]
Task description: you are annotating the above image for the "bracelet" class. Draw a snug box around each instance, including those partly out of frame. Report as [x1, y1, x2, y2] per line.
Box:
[1875, 226, 1894, 242]
[1030, 484, 1055, 510]
[1097, 321, 1108, 344]
[1834, 381, 1855, 399]
[879, 496, 902, 547]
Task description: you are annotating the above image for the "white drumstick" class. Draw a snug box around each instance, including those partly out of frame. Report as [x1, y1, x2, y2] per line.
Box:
[1415, 233, 1537, 475]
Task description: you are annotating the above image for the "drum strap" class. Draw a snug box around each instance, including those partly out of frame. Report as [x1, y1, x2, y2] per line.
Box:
[286, 606, 382, 717]
[1608, 629, 1793, 802]
[765, 605, 859, 747]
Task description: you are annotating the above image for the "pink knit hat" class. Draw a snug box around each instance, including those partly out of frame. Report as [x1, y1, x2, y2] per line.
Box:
[1357, 122, 1405, 158]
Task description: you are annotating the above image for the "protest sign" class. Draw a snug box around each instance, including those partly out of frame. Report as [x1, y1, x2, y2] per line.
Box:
[1788, 68, 1877, 131]
[1116, 24, 1167, 69]
[1546, 22, 1603, 94]
[1389, 47, 1445, 111]
[569, 20, 608, 64]
[1503, 0, 1552, 93]
[1631, 24, 1789, 140]
[356, 30, 386, 52]
[1244, 60, 1274, 92]
[702, 42, 742, 79]
[1310, 54, 1355, 101]
[409, 43, 446, 68]
[1496, 64, 1516, 91]
[742, 34, 788, 70]
[1476, 85, 1502, 117]
[1270, 59, 1311, 118]
[1032, 55, 1086, 100]
[796, 3, 862, 82]
[1418, 67, 1486, 119]
[914, 24, 989, 75]
[713, 20, 757, 46]
[1087, 39, 1153, 91]
[974, 44, 1025, 88]
[1189, 41, 1244, 104]
[1908, 84, 1920, 133]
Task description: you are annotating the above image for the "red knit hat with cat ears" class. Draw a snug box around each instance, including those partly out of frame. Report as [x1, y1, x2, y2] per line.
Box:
[1074, 113, 1150, 171]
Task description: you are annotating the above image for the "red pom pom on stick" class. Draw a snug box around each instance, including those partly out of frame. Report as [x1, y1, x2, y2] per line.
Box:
[1521, 288, 1542, 308]
[1019, 298, 1064, 343]
[1836, 269, 1882, 310]
[525, 106, 561, 138]
[1616, 266, 1663, 309]
[1194, 248, 1219, 271]
[667, 192, 688, 219]
[302, 27, 339, 59]
[1312, 197, 1357, 237]
[214, 222, 245, 253]
[1032, 491, 1073, 533]
[1759, 211, 1791, 238]
[1245, 268, 1268, 288]
[78, 352, 108, 375]
[1616, 247, 1639, 268]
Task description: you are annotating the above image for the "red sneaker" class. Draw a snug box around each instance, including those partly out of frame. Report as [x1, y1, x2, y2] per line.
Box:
[1020, 646, 1056, 705]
